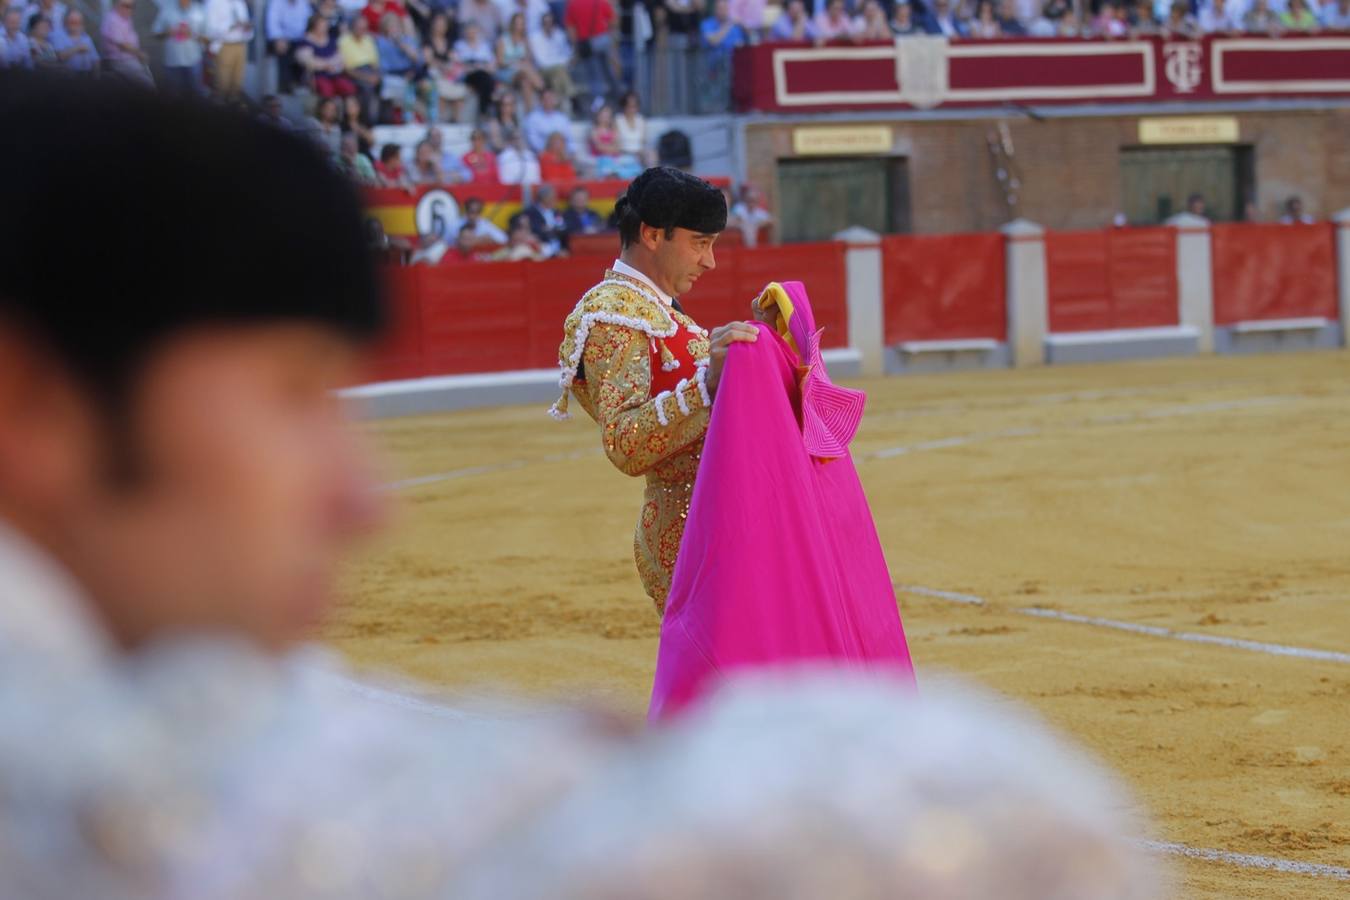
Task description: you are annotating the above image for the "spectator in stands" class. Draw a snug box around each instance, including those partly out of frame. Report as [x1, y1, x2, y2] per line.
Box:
[727, 0, 768, 40]
[26, 16, 56, 67]
[969, 0, 1003, 35]
[615, 90, 654, 166]
[1159, 0, 1199, 35]
[377, 13, 438, 123]
[498, 12, 544, 109]
[525, 87, 573, 152]
[1280, 195, 1315, 224]
[1280, 0, 1319, 28]
[1028, 0, 1068, 35]
[1325, 0, 1350, 28]
[702, 0, 748, 51]
[564, 0, 618, 109]
[539, 129, 579, 180]
[102, 0, 154, 83]
[316, 0, 344, 34]
[731, 183, 774, 247]
[297, 14, 357, 97]
[309, 95, 344, 155]
[1093, 0, 1129, 35]
[343, 94, 376, 155]
[259, 92, 293, 128]
[590, 106, 641, 177]
[375, 141, 414, 187]
[424, 125, 470, 180]
[153, 0, 208, 96]
[1197, 0, 1241, 31]
[462, 127, 499, 182]
[563, 185, 603, 242]
[1187, 192, 1208, 219]
[1, 7, 33, 67]
[459, 0, 503, 44]
[529, 11, 576, 102]
[1125, 0, 1155, 32]
[491, 218, 548, 260]
[423, 12, 470, 123]
[205, 0, 253, 99]
[363, 0, 410, 33]
[497, 128, 542, 183]
[50, 10, 96, 73]
[454, 20, 498, 118]
[512, 183, 565, 253]
[921, 0, 968, 35]
[339, 14, 382, 121]
[22, 0, 65, 38]
[857, 0, 890, 37]
[774, 0, 819, 38]
[265, 0, 310, 93]
[337, 130, 380, 183]
[485, 89, 524, 149]
[888, 0, 921, 33]
[459, 195, 510, 246]
[994, 0, 1026, 33]
[1243, 0, 1281, 32]
[411, 138, 446, 183]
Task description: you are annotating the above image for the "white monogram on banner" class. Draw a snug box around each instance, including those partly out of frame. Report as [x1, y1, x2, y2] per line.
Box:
[1163, 42, 1203, 94]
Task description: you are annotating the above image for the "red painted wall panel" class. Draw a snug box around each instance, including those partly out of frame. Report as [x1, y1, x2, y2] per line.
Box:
[882, 233, 1006, 343]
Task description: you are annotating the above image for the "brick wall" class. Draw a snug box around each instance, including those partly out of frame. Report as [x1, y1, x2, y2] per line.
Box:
[743, 108, 1350, 235]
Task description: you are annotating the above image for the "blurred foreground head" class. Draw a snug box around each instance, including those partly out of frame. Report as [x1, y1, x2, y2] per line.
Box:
[455, 674, 1162, 900]
[0, 72, 385, 651]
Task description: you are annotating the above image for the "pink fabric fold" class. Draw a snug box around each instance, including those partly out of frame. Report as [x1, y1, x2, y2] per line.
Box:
[649, 285, 915, 721]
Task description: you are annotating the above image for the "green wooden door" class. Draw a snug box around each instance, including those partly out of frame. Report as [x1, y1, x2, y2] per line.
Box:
[776, 157, 911, 243]
[1120, 146, 1250, 224]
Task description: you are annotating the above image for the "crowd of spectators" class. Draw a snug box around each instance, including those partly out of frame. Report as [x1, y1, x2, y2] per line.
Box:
[697, 0, 1350, 42]
[399, 179, 771, 264]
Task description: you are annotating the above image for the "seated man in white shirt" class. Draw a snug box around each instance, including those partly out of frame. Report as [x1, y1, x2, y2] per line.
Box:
[1279, 194, 1315, 224]
[497, 128, 542, 184]
[527, 10, 575, 100]
[523, 87, 573, 153]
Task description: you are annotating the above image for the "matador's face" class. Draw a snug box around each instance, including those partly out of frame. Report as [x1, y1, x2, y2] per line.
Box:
[649, 226, 720, 298]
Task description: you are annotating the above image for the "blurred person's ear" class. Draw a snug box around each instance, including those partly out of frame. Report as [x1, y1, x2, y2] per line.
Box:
[0, 324, 100, 538]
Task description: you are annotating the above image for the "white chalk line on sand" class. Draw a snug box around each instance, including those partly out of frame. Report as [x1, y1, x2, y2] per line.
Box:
[861, 395, 1293, 461]
[1140, 840, 1350, 881]
[897, 584, 1350, 665]
[385, 394, 1304, 489]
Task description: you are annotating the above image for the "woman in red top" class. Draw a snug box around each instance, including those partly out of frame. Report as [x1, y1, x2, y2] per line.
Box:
[362, 0, 409, 32]
[538, 131, 577, 182]
[461, 127, 499, 184]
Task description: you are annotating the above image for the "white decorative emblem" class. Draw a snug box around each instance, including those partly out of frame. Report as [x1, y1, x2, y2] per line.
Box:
[1163, 42, 1203, 94]
[414, 189, 460, 240]
[896, 36, 949, 110]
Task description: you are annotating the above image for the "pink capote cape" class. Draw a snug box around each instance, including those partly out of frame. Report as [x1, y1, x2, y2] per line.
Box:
[649, 282, 915, 721]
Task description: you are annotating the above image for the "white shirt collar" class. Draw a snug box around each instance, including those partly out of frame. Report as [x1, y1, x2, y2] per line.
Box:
[611, 259, 673, 307]
[0, 518, 112, 669]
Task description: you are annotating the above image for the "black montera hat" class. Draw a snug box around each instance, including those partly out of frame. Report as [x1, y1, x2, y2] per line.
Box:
[616, 166, 728, 235]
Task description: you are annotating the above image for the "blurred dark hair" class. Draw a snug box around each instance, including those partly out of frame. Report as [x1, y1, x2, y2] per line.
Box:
[0, 71, 383, 414]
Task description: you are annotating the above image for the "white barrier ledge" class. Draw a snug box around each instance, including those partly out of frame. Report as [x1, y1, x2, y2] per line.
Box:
[1046, 325, 1200, 347]
[1231, 317, 1330, 334]
[897, 338, 1001, 354]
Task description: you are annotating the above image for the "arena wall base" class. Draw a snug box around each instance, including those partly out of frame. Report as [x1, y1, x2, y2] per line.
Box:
[1213, 320, 1342, 355]
[341, 370, 563, 419]
[884, 340, 1011, 374]
[1044, 326, 1199, 365]
[344, 349, 865, 419]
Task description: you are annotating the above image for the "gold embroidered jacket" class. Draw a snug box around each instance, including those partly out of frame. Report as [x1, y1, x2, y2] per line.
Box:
[552, 270, 712, 613]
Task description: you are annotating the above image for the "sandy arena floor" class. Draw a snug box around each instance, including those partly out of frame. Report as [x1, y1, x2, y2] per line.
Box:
[327, 350, 1350, 899]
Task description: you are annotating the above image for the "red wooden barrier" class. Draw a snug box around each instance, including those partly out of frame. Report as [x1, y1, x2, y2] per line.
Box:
[881, 233, 1006, 344]
[364, 241, 849, 381]
[1210, 223, 1337, 325]
[1046, 227, 1177, 332]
